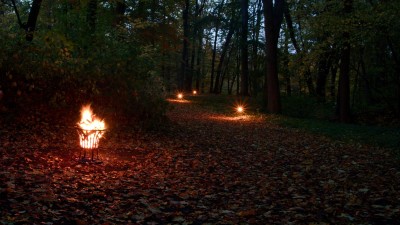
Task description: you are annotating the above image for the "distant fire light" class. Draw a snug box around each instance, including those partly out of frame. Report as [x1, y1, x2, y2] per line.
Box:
[237, 106, 244, 113]
[193, 90, 197, 95]
[177, 93, 183, 99]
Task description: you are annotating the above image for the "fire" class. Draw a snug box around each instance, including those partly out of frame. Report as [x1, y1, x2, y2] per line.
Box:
[192, 90, 197, 95]
[237, 105, 244, 113]
[177, 93, 183, 99]
[77, 105, 105, 149]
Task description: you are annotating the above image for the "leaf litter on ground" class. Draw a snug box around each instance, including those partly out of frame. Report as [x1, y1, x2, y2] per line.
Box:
[0, 97, 399, 224]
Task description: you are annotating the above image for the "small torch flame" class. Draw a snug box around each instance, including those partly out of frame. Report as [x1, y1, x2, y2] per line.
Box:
[237, 106, 244, 113]
[193, 90, 197, 95]
[77, 105, 105, 149]
[177, 93, 183, 99]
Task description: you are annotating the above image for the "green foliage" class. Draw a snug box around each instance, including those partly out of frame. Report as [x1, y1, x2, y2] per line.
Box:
[0, 0, 169, 127]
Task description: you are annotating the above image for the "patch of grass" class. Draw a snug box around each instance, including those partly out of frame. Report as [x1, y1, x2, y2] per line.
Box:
[275, 116, 400, 153]
[184, 94, 400, 157]
[281, 95, 335, 120]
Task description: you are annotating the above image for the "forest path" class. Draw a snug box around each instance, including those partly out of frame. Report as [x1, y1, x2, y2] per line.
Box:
[164, 96, 400, 224]
[0, 96, 399, 224]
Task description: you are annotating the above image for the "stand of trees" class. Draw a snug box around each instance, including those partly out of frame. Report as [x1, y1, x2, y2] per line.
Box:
[0, 0, 399, 124]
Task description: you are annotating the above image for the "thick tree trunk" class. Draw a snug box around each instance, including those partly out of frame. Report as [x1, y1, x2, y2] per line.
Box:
[240, 0, 249, 96]
[194, 0, 205, 93]
[263, 0, 284, 113]
[316, 54, 331, 102]
[179, 0, 190, 91]
[386, 36, 400, 116]
[336, 0, 352, 123]
[251, 0, 262, 83]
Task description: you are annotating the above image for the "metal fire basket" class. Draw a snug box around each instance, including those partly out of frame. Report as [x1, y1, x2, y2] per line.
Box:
[76, 127, 106, 162]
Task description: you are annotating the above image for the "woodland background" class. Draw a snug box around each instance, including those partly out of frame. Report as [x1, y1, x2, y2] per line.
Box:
[0, 0, 399, 126]
[1, 1, 400, 224]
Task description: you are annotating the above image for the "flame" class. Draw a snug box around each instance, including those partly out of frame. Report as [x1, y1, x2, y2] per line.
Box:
[177, 93, 183, 99]
[192, 90, 197, 95]
[77, 105, 105, 149]
[237, 105, 244, 113]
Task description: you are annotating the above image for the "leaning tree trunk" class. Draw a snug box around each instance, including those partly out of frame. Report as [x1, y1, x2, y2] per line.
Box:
[214, 22, 235, 94]
[263, 0, 284, 113]
[25, 0, 43, 41]
[284, 3, 316, 96]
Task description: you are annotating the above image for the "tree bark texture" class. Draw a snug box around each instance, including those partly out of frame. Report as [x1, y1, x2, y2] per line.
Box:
[263, 0, 284, 113]
[337, 0, 353, 123]
[179, 0, 190, 91]
[25, 0, 43, 41]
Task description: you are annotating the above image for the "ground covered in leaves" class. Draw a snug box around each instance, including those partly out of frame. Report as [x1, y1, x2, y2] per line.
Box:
[1, 96, 399, 224]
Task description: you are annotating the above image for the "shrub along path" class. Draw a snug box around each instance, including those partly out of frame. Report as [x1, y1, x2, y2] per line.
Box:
[1, 96, 399, 224]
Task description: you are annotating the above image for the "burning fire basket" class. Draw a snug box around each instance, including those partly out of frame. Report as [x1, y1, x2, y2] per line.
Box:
[76, 105, 106, 162]
[76, 128, 106, 161]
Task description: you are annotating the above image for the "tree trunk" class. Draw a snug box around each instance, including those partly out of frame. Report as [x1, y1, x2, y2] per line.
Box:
[316, 54, 331, 102]
[220, 46, 234, 93]
[210, 28, 218, 93]
[114, 0, 127, 26]
[87, 0, 97, 34]
[240, 0, 249, 96]
[187, 36, 195, 92]
[25, 0, 43, 41]
[263, 0, 284, 113]
[179, 0, 190, 91]
[284, 3, 315, 95]
[336, 0, 352, 123]
[209, 0, 225, 93]
[249, 0, 262, 96]
[386, 36, 400, 116]
[330, 65, 337, 99]
[283, 21, 291, 96]
[214, 23, 235, 94]
[195, 0, 206, 93]
[195, 32, 202, 92]
[283, 2, 300, 54]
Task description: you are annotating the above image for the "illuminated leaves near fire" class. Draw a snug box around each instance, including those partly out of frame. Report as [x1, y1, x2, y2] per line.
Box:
[1, 100, 399, 224]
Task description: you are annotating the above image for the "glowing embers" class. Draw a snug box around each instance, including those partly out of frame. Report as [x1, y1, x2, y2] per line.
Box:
[76, 105, 106, 162]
